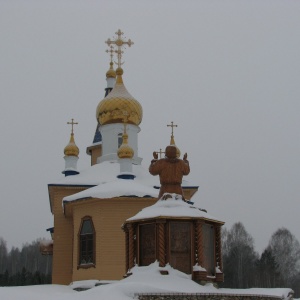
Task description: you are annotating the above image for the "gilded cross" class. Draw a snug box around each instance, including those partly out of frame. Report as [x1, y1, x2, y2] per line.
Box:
[105, 29, 134, 68]
[106, 45, 114, 63]
[167, 121, 178, 138]
[67, 118, 78, 134]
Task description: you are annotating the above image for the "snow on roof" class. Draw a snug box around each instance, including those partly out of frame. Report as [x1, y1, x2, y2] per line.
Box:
[126, 194, 224, 223]
[52, 161, 151, 186]
[50, 160, 197, 188]
[63, 179, 159, 202]
[0, 262, 294, 300]
[39, 239, 53, 247]
[54, 160, 198, 204]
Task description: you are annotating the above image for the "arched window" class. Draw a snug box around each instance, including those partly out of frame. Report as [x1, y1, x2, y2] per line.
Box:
[118, 133, 123, 148]
[79, 217, 95, 265]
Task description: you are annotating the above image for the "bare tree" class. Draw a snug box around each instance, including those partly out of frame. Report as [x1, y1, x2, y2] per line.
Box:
[256, 248, 281, 288]
[222, 222, 258, 288]
[268, 228, 300, 286]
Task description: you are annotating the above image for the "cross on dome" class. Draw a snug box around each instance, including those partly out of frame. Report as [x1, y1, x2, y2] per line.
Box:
[106, 45, 115, 63]
[167, 121, 181, 158]
[121, 111, 129, 135]
[152, 122, 180, 159]
[64, 118, 79, 158]
[67, 118, 78, 135]
[117, 110, 134, 161]
[105, 29, 134, 68]
[167, 121, 178, 139]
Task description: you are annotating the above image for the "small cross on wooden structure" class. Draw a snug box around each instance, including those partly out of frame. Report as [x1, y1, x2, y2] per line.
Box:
[67, 118, 78, 135]
[155, 148, 165, 159]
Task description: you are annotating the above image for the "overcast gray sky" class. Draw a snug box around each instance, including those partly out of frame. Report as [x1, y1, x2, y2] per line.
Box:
[0, 0, 299, 253]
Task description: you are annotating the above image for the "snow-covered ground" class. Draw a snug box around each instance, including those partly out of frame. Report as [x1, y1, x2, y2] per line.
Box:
[0, 262, 294, 300]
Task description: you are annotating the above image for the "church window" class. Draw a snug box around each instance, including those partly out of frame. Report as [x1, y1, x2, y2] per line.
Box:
[79, 217, 95, 266]
[118, 133, 123, 148]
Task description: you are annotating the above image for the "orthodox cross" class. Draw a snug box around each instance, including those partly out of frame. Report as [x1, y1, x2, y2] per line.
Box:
[105, 29, 134, 68]
[167, 121, 178, 139]
[67, 118, 78, 135]
[106, 45, 114, 63]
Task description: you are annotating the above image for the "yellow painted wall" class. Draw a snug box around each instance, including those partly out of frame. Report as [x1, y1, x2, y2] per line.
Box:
[71, 197, 157, 281]
[50, 184, 198, 284]
[50, 186, 88, 285]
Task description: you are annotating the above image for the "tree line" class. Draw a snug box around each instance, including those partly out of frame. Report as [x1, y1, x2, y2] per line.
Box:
[0, 224, 299, 296]
[0, 238, 52, 286]
[221, 223, 300, 298]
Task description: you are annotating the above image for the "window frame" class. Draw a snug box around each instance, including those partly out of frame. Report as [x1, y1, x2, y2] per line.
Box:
[77, 216, 96, 269]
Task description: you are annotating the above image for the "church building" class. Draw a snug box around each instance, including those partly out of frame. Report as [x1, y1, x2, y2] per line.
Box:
[46, 30, 223, 285]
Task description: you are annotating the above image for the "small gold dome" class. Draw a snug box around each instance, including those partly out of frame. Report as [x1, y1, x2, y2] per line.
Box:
[96, 68, 143, 126]
[116, 67, 123, 76]
[170, 135, 181, 158]
[174, 146, 181, 158]
[64, 134, 79, 157]
[106, 62, 116, 78]
[117, 133, 134, 159]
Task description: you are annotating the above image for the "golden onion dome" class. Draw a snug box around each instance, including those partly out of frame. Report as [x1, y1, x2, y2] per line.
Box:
[96, 67, 143, 126]
[64, 133, 79, 157]
[170, 135, 181, 158]
[106, 61, 116, 78]
[117, 133, 134, 159]
[174, 146, 181, 158]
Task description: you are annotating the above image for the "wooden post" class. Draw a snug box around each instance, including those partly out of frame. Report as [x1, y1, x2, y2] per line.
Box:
[124, 225, 129, 273]
[157, 220, 166, 267]
[215, 225, 224, 282]
[193, 220, 207, 282]
[195, 220, 204, 266]
[215, 225, 222, 271]
[128, 223, 135, 270]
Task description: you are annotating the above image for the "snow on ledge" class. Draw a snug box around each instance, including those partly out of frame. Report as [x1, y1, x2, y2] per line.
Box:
[193, 263, 206, 272]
